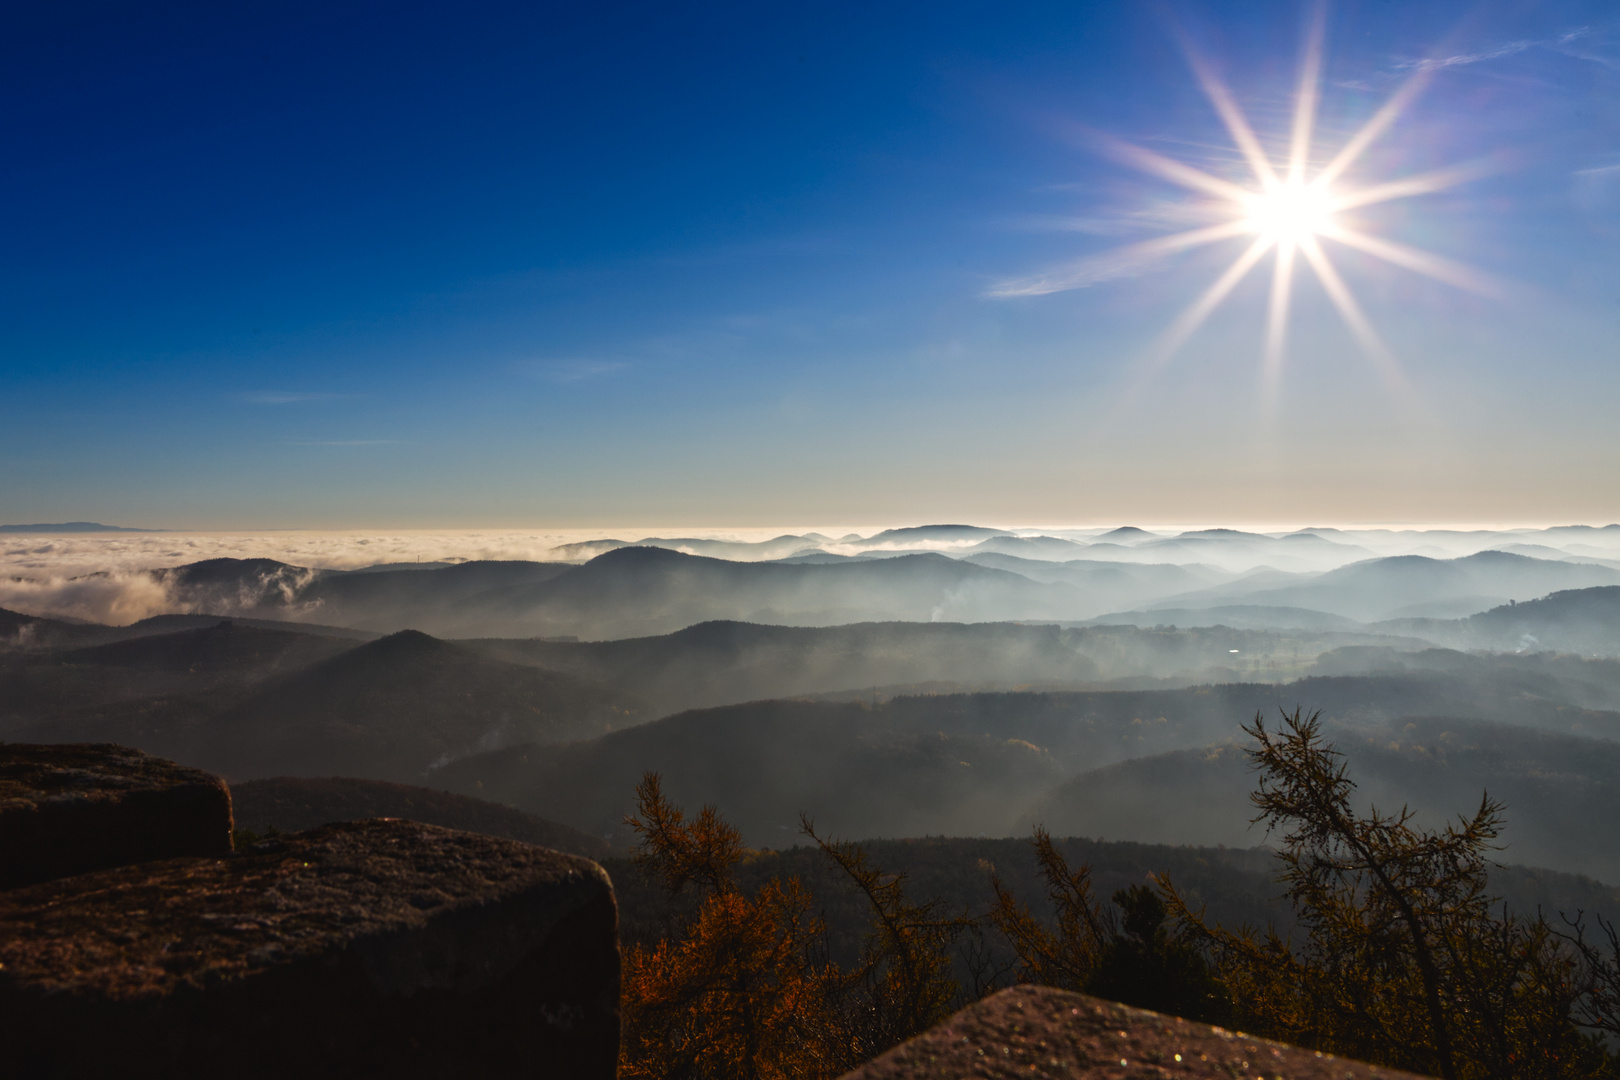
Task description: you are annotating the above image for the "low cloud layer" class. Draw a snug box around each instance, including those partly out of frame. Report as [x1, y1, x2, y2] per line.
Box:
[5, 524, 1620, 627]
[0, 529, 859, 624]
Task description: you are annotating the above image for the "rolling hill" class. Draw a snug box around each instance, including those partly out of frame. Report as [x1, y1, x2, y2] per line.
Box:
[1167, 551, 1620, 622]
[431, 669, 1620, 850]
[432, 698, 1070, 846]
[229, 775, 613, 860]
[29, 544, 1620, 644]
[1378, 586, 1620, 655]
[1020, 717, 1620, 882]
[1, 624, 647, 784]
[468, 546, 1088, 638]
[467, 620, 1429, 714]
[189, 629, 648, 782]
[0, 607, 108, 649]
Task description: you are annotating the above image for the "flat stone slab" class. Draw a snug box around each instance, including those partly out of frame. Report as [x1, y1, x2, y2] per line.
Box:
[0, 818, 619, 1078]
[0, 742, 233, 889]
[840, 985, 1428, 1080]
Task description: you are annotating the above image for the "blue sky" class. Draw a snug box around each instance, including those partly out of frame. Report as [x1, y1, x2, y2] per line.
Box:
[2, 0, 1617, 528]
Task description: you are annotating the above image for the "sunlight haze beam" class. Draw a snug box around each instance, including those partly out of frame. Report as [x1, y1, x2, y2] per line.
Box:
[988, 219, 1253, 297]
[1319, 224, 1504, 296]
[1145, 235, 1275, 369]
[1329, 160, 1499, 212]
[1298, 235, 1406, 391]
[1264, 240, 1298, 401]
[1314, 67, 1436, 189]
[1098, 136, 1254, 202]
[1174, 36, 1281, 189]
[1287, 2, 1328, 186]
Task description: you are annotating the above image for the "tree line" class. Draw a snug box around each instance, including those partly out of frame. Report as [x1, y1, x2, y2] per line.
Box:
[617, 709, 1620, 1079]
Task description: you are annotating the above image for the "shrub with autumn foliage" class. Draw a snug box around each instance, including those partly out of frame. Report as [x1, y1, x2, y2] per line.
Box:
[617, 774, 971, 1079]
[617, 711, 1620, 1080]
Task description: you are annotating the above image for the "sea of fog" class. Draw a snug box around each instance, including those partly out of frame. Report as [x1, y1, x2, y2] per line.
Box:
[5, 523, 1620, 625]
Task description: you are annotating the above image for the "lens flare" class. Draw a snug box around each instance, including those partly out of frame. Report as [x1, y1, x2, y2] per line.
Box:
[993, 2, 1502, 400]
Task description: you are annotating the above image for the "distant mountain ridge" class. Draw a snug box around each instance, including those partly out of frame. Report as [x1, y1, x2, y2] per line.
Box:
[1377, 586, 1620, 654]
[1, 622, 649, 783]
[14, 538, 1620, 648]
[1150, 550, 1620, 621]
[0, 521, 156, 532]
[189, 629, 648, 781]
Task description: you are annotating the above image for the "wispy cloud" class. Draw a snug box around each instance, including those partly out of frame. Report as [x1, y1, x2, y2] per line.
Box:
[988, 249, 1178, 297]
[988, 218, 1253, 298]
[1405, 39, 1539, 71]
[1000, 200, 1225, 237]
[238, 391, 350, 405]
[1401, 28, 1610, 72]
[521, 359, 629, 384]
[1575, 163, 1620, 178]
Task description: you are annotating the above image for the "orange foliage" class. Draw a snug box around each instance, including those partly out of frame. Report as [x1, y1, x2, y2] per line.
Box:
[619, 774, 847, 1080]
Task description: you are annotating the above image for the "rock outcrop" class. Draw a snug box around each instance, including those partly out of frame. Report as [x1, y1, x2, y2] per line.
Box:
[0, 742, 233, 889]
[0, 817, 620, 1078]
[839, 985, 1428, 1080]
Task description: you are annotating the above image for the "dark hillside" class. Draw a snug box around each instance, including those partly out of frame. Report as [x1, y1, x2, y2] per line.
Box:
[146, 557, 577, 635]
[61, 621, 352, 675]
[470, 621, 1103, 713]
[191, 630, 648, 782]
[1222, 551, 1620, 621]
[433, 698, 1069, 846]
[435, 672, 1620, 850]
[0, 607, 107, 649]
[1306, 646, 1620, 714]
[231, 776, 612, 860]
[122, 614, 375, 641]
[298, 559, 575, 632]
[1022, 717, 1620, 882]
[469, 620, 1412, 714]
[1379, 586, 1620, 655]
[963, 553, 1221, 597]
[610, 836, 1289, 971]
[0, 623, 358, 755]
[609, 834, 1618, 973]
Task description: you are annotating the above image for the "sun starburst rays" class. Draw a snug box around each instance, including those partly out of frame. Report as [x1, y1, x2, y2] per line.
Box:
[998, 8, 1494, 403]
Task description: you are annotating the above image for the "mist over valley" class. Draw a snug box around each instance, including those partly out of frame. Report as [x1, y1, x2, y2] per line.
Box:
[7, 522, 1620, 901]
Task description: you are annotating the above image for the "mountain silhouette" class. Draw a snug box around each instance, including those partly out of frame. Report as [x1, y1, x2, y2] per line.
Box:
[0, 607, 106, 648]
[1162, 551, 1620, 621]
[1378, 586, 1620, 654]
[61, 620, 352, 675]
[0, 521, 154, 533]
[1022, 717, 1620, 882]
[189, 629, 648, 781]
[471, 620, 1106, 713]
[474, 547, 1084, 638]
[230, 775, 612, 860]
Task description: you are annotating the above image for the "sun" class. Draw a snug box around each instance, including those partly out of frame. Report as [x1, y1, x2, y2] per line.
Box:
[992, 2, 1499, 398]
[1245, 181, 1336, 243]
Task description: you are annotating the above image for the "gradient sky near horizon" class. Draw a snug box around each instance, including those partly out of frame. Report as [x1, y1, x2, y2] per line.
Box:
[3, 0, 1618, 529]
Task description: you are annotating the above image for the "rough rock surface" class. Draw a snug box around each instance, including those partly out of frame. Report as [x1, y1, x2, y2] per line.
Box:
[0, 818, 619, 1078]
[839, 985, 1429, 1080]
[0, 742, 233, 889]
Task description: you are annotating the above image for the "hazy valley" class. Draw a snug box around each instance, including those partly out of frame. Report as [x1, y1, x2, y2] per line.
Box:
[6, 523, 1620, 902]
